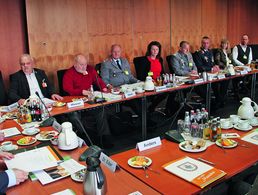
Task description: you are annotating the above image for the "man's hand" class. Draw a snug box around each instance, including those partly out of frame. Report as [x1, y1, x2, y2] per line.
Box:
[107, 84, 113, 90]
[212, 65, 220, 73]
[13, 169, 28, 185]
[18, 99, 26, 106]
[82, 90, 93, 97]
[51, 94, 63, 101]
[191, 70, 198, 75]
[102, 88, 108, 92]
[0, 152, 14, 160]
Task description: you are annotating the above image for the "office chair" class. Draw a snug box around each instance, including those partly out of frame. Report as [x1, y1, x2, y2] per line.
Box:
[57, 69, 69, 96]
[0, 71, 8, 105]
[95, 63, 102, 76]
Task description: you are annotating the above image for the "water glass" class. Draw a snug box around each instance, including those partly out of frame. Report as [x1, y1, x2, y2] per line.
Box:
[0, 130, 4, 142]
[177, 120, 184, 134]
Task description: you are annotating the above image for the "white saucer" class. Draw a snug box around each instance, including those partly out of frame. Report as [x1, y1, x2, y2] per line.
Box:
[0, 145, 18, 152]
[234, 124, 253, 131]
[22, 128, 40, 136]
[221, 124, 233, 129]
[249, 121, 258, 126]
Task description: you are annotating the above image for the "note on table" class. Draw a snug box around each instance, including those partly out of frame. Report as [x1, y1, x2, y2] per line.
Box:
[5, 146, 61, 172]
[33, 159, 85, 185]
[51, 189, 76, 195]
[241, 129, 258, 145]
[1, 127, 21, 138]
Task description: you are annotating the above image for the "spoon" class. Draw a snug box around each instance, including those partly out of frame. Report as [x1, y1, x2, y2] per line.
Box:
[142, 165, 149, 178]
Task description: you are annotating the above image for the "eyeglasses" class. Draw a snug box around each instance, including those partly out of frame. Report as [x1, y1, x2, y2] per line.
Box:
[20, 62, 31, 66]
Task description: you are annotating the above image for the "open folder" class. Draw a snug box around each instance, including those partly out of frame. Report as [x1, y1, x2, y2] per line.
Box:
[163, 156, 226, 188]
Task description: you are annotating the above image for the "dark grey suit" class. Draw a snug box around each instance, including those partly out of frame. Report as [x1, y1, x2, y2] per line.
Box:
[101, 58, 138, 87]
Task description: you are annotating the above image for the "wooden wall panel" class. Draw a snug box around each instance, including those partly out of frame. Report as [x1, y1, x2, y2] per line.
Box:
[227, 0, 258, 46]
[0, 0, 26, 85]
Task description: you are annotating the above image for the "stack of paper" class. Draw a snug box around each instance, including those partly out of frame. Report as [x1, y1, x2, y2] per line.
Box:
[241, 129, 258, 145]
[93, 91, 122, 101]
[163, 156, 226, 188]
[2, 127, 21, 138]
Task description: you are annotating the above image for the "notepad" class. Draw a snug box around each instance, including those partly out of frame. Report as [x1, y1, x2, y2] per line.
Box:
[163, 156, 226, 188]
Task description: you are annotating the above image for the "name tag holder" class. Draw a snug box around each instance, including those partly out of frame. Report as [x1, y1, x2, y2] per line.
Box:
[124, 91, 136, 99]
[240, 70, 248, 75]
[136, 137, 162, 152]
[217, 74, 226, 79]
[99, 152, 119, 172]
[67, 100, 84, 108]
[194, 78, 204, 84]
[155, 85, 167, 92]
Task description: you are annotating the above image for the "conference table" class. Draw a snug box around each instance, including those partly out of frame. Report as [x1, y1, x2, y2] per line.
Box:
[111, 128, 258, 195]
[1, 120, 160, 195]
[49, 69, 258, 140]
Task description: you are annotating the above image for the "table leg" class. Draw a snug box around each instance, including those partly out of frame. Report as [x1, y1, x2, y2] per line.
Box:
[251, 73, 257, 100]
[141, 96, 147, 140]
[206, 82, 211, 115]
[115, 103, 120, 113]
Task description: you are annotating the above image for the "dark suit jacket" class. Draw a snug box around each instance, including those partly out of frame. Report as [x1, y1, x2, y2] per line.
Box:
[133, 56, 164, 81]
[215, 49, 232, 69]
[193, 49, 214, 72]
[0, 172, 8, 194]
[8, 69, 55, 103]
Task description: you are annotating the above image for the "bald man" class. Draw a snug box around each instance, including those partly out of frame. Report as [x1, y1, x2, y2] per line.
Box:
[8, 54, 62, 105]
[63, 54, 112, 148]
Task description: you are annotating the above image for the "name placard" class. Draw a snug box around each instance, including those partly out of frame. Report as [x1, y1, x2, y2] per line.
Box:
[99, 152, 119, 172]
[124, 91, 136, 99]
[217, 74, 226, 79]
[240, 70, 248, 75]
[67, 100, 84, 108]
[52, 120, 62, 132]
[155, 85, 167, 92]
[136, 137, 162, 152]
[194, 78, 204, 84]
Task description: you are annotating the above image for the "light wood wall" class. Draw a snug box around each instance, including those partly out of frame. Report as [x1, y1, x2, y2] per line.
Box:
[1, 0, 257, 90]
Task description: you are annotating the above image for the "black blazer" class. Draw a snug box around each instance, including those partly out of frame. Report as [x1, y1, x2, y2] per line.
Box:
[0, 172, 8, 194]
[215, 49, 232, 69]
[8, 69, 55, 103]
[133, 56, 164, 81]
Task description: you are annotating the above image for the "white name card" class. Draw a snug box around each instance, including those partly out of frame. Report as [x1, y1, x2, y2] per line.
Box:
[0, 103, 19, 112]
[99, 152, 119, 172]
[240, 70, 248, 75]
[217, 74, 226, 79]
[194, 78, 204, 84]
[52, 120, 62, 132]
[136, 137, 161, 152]
[67, 100, 84, 108]
[155, 85, 167, 92]
[124, 91, 136, 99]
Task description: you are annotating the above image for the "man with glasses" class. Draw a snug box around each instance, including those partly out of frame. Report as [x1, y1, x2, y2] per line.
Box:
[8, 54, 62, 105]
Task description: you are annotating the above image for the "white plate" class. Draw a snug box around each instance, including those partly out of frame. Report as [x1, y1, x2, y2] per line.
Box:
[216, 139, 238, 148]
[234, 124, 253, 131]
[17, 137, 37, 146]
[36, 131, 58, 141]
[128, 156, 152, 168]
[221, 124, 234, 129]
[71, 168, 86, 182]
[0, 145, 18, 152]
[179, 141, 207, 153]
[249, 121, 258, 126]
[22, 128, 40, 136]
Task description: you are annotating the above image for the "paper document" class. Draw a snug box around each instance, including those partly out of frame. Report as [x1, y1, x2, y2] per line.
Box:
[2, 127, 21, 138]
[43, 98, 56, 106]
[5, 146, 61, 172]
[51, 189, 76, 195]
[33, 159, 85, 185]
[241, 129, 258, 145]
[93, 91, 122, 101]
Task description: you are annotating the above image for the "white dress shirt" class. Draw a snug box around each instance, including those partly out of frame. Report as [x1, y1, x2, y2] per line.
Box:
[25, 71, 44, 98]
[232, 44, 253, 66]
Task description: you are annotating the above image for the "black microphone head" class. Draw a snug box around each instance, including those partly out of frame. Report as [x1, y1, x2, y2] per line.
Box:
[35, 91, 40, 97]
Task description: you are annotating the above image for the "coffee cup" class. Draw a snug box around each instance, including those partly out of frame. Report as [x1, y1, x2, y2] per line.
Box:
[221, 119, 231, 128]
[237, 120, 249, 129]
[1, 141, 14, 151]
[230, 115, 240, 124]
[136, 87, 144, 93]
[249, 117, 258, 125]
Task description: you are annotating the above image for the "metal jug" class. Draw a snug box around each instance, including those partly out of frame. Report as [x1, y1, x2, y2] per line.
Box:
[83, 157, 106, 195]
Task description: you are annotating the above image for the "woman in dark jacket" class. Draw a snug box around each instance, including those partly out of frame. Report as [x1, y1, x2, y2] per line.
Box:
[215, 38, 232, 69]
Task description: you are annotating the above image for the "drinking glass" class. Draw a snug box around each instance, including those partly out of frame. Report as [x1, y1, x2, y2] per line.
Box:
[177, 119, 184, 134]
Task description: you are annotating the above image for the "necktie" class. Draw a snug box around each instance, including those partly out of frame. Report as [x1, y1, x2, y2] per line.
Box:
[116, 60, 122, 70]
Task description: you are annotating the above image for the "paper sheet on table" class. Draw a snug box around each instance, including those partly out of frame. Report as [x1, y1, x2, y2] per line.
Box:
[43, 98, 56, 105]
[120, 82, 145, 91]
[33, 159, 85, 185]
[51, 189, 76, 195]
[241, 129, 258, 145]
[93, 91, 122, 101]
[5, 146, 61, 172]
[2, 127, 21, 138]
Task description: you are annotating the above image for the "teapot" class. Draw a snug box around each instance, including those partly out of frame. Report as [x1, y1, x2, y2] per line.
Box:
[144, 76, 155, 91]
[58, 122, 79, 150]
[237, 97, 258, 119]
[84, 156, 106, 195]
[227, 64, 235, 76]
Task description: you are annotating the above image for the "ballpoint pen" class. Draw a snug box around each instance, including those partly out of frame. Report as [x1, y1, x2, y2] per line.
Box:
[197, 157, 215, 165]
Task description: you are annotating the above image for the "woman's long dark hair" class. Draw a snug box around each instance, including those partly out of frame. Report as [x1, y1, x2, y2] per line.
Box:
[145, 41, 162, 59]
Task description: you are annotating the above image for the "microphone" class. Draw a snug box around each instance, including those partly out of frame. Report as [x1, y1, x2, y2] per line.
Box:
[94, 74, 106, 103]
[35, 92, 56, 127]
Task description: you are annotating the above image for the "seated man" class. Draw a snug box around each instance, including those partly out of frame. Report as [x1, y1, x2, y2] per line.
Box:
[171, 41, 198, 76]
[166, 41, 198, 116]
[101, 44, 139, 87]
[8, 54, 62, 105]
[63, 54, 112, 148]
[193, 36, 229, 108]
[0, 152, 28, 194]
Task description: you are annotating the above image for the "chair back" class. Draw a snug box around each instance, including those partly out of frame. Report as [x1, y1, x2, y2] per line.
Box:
[95, 63, 102, 77]
[57, 69, 69, 96]
[166, 55, 174, 74]
[0, 71, 7, 105]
